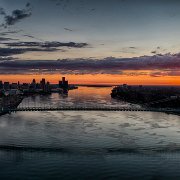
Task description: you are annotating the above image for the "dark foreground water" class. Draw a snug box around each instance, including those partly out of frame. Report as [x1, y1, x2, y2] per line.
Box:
[0, 87, 180, 179]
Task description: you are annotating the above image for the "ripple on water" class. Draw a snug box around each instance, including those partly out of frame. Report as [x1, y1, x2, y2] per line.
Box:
[0, 87, 180, 179]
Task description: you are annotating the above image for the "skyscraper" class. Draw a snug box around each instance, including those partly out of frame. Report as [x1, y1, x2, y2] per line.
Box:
[4, 82, 10, 90]
[0, 81, 3, 90]
[40, 78, 46, 92]
[59, 77, 68, 89]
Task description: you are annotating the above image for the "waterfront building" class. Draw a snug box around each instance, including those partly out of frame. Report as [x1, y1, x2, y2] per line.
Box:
[40, 78, 46, 92]
[0, 76, 71, 95]
[11, 83, 18, 89]
[6, 89, 22, 96]
[21, 83, 29, 90]
[4, 82, 10, 90]
[46, 81, 51, 92]
[0, 81, 3, 90]
[30, 79, 37, 91]
[59, 77, 68, 89]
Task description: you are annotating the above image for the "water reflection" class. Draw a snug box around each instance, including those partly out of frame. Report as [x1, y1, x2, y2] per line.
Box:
[0, 87, 180, 179]
[20, 86, 139, 108]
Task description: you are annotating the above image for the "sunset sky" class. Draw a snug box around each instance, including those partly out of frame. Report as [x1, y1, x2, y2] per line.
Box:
[0, 0, 180, 85]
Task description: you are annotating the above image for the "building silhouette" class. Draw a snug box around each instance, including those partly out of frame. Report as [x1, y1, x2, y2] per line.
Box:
[59, 77, 68, 89]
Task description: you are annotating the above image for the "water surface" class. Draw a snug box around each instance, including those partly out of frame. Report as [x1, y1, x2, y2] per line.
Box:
[0, 87, 180, 179]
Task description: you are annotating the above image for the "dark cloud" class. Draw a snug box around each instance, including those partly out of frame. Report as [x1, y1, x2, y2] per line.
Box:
[0, 37, 18, 41]
[114, 47, 138, 54]
[23, 34, 36, 38]
[26, 2, 31, 8]
[50, 0, 71, 9]
[0, 53, 180, 75]
[1, 5, 32, 27]
[150, 70, 180, 77]
[0, 56, 16, 61]
[4, 10, 31, 26]
[0, 40, 88, 57]
[0, 7, 6, 15]
[0, 47, 59, 56]
[151, 51, 157, 54]
[0, 30, 23, 36]
[64, 28, 73, 32]
[5, 41, 88, 48]
[151, 47, 162, 54]
[23, 34, 43, 41]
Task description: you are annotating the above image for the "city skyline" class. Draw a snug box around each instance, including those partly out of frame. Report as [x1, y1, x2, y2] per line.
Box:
[0, 76, 69, 86]
[0, 74, 179, 85]
[0, 0, 180, 85]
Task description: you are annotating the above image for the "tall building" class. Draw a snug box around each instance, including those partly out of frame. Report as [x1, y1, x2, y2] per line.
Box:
[40, 78, 46, 91]
[30, 79, 36, 90]
[32, 79, 36, 84]
[62, 77, 66, 82]
[0, 81, 3, 90]
[18, 81, 20, 89]
[59, 77, 68, 89]
[21, 83, 29, 90]
[4, 82, 10, 90]
[11, 83, 18, 89]
[39, 78, 51, 93]
[46, 81, 51, 92]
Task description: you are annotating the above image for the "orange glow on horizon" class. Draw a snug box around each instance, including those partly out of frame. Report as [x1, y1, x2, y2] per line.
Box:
[0, 74, 180, 86]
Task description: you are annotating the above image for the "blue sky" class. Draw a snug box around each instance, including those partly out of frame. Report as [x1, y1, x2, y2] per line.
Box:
[0, 0, 180, 84]
[0, 0, 180, 59]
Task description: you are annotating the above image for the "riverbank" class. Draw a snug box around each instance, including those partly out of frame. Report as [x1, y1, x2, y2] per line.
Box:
[0, 95, 23, 116]
[111, 85, 180, 116]
[111, 86, 180, 107]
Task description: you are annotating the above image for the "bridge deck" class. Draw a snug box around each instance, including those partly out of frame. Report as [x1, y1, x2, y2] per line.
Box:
[1, 106, 180, 113]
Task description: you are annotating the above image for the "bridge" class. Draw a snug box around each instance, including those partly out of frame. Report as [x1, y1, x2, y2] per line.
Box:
[1, 106, 180, 114]
[1, 94, 180, 115]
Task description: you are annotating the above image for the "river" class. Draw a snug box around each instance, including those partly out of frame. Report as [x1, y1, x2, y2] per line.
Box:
[0, 87, 180, 179]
